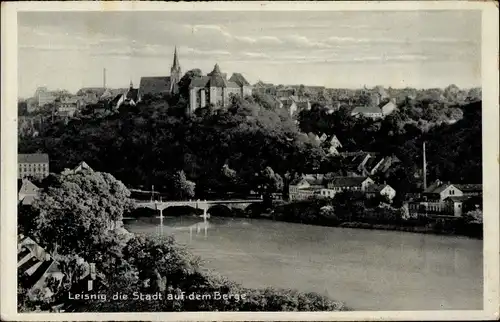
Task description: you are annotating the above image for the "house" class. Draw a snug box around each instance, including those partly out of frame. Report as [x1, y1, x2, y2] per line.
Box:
[228, 73, 253, 97]
[324, 135, 343, 156]
[35, 87, 57, 107]
[18, 179, 40, 206]
[273, 97, 284, 109]
[279, 98, 298, 116]
[115, 81, 140, 109]
[188, 64, 253, 113]
[423, 180, 463, 201]
[351, 105, 384, 119]
[443, 196, 470, 217]
[18, 235, 64, 293]
[100, 88, 128, 101]
[340, 152, 399, 177]
[288, 174, 325, 201]
[57, 96, 81, 117]
[351, 92, 398, 119]
[326, 176, 374, 192]
[139, 47, 182, 99]
[252, 81, 276, 96]
[365, 183, 396, 201]
[19, 115, 44, 137]
[76, 87, 107, 107]
[292, 96, 312, 112]
[18, 153, 49, 179]
[276, 87, 297, 98]
[63, 161, 94, 175]
[319, 133, 328, 142]
[407, 180, 482, 218]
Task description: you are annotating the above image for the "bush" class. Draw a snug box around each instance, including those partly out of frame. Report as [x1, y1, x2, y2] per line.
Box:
[87, 235, 346, 312]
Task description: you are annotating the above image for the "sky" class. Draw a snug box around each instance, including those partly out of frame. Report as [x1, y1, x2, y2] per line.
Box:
[18, 10, 481, 98]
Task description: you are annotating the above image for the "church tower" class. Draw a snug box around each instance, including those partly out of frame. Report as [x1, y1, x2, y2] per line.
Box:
[170, 47, 181, 94]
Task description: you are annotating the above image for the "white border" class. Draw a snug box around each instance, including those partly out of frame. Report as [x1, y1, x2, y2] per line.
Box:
[1, 2, 499, 321]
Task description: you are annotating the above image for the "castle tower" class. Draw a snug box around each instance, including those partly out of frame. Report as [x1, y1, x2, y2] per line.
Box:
[170, 47, 181, 94]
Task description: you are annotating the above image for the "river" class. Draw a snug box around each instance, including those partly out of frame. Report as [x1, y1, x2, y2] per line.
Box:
[124, 216, 483, 311]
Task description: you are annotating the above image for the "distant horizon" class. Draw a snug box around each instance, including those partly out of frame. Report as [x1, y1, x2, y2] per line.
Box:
[18, 82, 482, 100]
[18, 10, 481, 98]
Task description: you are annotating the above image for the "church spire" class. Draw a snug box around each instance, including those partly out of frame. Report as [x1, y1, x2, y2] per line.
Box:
[129, 80, 133, 89]
[172, 46, 180, 69]
[170, 46, 181, 94]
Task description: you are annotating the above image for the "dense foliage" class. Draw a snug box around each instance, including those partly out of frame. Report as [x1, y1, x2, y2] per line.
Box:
[18, 169, 347, 312]
[19, 87, 482, 203]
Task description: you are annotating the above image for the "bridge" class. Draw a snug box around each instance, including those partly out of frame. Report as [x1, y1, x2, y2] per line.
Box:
[134, 198, 263, 220]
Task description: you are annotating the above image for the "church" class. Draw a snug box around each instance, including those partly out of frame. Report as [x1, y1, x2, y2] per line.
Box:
[138, 47, 182, 99]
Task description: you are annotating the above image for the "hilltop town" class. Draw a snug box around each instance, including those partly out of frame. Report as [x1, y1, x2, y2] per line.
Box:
[17, 47, 483, 313]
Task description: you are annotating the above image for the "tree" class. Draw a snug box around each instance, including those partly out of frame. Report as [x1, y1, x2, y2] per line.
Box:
[171, 170, 196, 200]
[254, 166, 283, 204]
[28, 168, 134, 261]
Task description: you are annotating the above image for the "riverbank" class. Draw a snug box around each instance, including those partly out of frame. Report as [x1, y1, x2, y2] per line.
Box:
[128, 201, 482, 239]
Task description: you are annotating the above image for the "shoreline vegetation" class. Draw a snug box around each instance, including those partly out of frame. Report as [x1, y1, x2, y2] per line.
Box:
[128, 199, 483, 240]
[18, 169, 348, 312]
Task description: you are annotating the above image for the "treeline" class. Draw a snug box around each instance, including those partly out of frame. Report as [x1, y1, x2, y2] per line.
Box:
[296, 100, 482, 197]
[18, 168, 347, 312]
[19, 86, 482, 200]
[19, 95, 324, 198]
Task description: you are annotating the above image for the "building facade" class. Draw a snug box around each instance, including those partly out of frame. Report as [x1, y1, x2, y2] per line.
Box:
[188, 64, 253, 113]
[18, 153, 49, 179]
[57, 97, 81, 117]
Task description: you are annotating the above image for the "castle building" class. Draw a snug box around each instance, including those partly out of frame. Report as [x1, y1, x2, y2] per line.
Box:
[138, 47, 182, 99]
[188, 64, 253, 114]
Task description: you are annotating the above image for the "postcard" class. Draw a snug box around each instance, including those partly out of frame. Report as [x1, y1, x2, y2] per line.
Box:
[1, 1, 499, 321]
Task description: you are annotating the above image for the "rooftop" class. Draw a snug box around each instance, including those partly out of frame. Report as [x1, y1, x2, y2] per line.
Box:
[139, 77, 171, 96]
[19, 153, 49, 164]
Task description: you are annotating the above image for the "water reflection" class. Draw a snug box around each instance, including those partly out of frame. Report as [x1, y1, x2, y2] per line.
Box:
[126, 216, 482, 311]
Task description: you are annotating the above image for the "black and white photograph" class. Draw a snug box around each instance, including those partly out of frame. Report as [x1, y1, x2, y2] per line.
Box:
[1, 1, 499, 321]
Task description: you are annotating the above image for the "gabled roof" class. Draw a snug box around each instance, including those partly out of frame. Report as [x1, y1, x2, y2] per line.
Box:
[424, 181, 459, 194]
[19, 179, 39, 195]
[126, 88, 139, 101]
[19, 153, 49, 163]
[327, 176, 371, 187]
[226, 81, 241, 89]
[291, 174, 325, 186]
[73, 161, 93, 173]
[381, 101, 397, 110]
[110, 94, 124, 105]
[139, 77, 171, 96]
[229, 73, 250, 87]
[18, 235, 59, 290]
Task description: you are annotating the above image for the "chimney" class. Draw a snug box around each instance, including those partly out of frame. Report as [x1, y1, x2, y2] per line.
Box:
[103, 68, 106, 89]
[423, 141, 427, 191]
